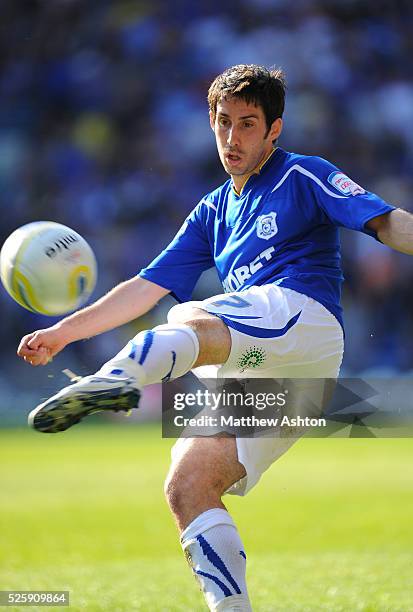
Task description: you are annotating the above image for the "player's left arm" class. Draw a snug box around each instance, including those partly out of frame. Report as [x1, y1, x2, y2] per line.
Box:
[366, 209, 413, 255]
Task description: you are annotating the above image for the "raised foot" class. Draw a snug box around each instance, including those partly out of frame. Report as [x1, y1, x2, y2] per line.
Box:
[28, 375, 141, 433]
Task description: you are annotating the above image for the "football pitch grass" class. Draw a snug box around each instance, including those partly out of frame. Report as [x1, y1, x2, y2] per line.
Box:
[1, 424, 412, 611]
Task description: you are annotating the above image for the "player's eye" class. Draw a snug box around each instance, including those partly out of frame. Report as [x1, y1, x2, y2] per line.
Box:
[243, 122, 254, 128]
[218, 117, 230, 127]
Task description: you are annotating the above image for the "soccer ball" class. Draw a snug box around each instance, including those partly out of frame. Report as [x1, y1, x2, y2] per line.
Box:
[0, 221, 97, 315]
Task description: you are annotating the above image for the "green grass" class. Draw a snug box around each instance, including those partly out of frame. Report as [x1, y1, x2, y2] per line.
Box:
[0, 425, 412, 611]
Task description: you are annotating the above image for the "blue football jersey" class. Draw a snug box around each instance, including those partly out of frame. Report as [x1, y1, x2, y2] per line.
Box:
[140, 148, 395, 328]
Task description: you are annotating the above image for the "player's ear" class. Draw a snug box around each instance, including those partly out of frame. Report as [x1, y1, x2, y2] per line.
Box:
[269, 117, 283, 142]
[209, 111, 215, 131]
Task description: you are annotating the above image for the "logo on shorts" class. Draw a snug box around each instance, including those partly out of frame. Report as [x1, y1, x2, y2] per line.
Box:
[256, 212, 278, 240]
[237, 346, 267, 371]
[327, 171, 366, 196]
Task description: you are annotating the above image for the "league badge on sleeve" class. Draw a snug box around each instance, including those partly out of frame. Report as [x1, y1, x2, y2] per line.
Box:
[257, 212, 278, 240]
[328, 171, 366, 196]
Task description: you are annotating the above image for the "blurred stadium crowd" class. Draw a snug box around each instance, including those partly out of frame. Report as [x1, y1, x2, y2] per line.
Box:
[1, 0, 413, 415]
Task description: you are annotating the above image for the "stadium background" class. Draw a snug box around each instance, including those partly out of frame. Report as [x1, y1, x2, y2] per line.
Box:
[1, 0, 413, 415]
[0, 2, 412, 611]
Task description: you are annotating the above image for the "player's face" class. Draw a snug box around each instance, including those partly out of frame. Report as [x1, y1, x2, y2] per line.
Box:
[211, 97, 282, 191]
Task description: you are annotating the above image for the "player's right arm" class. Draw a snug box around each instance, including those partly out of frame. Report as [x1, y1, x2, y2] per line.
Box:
[17, 277, 169, 366]
[18, 196, 215, 366]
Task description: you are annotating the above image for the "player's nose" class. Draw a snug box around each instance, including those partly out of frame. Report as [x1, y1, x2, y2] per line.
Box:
[227, 126, 240, 146]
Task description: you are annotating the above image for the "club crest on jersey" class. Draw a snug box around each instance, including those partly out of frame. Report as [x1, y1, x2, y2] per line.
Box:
[328, 171, 366, 196]
[257, 212, 278, 240]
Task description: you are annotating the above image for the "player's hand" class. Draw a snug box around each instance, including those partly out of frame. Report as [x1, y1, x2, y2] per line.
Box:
[17, 326, 69, 366]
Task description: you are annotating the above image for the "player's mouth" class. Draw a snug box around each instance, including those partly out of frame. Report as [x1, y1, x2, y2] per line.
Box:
[225, 152, 243, 167]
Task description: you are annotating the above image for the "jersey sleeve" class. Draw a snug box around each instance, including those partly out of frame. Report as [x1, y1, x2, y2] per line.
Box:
[301, 157, 396, 238]
[139, 200, 215, 302]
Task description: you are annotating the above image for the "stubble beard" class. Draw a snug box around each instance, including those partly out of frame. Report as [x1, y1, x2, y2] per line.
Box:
[219, 146, 249, 174]
[222, 150, 265, 178]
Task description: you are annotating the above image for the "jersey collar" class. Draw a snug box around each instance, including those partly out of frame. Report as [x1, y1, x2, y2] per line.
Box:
[231, 147, 279, 197]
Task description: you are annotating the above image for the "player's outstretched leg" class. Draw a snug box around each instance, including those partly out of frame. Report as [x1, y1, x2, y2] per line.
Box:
[29, 307, 231, 433]
[165, 437, 252, 612]
[28, 322, 200, 433]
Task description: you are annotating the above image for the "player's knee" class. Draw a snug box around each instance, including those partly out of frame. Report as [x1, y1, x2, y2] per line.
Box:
[164, 463, 223, 517]
[164, 469, 193, 516]
[164, 470, 184, 516]
[164, 467, 195, 516]
[167, 302, 207, 324]
[167, 302, 196, 324]
[167, 303, 231, 367]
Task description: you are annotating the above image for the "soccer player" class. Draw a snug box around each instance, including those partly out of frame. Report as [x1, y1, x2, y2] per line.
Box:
[17, 65, 413, 611]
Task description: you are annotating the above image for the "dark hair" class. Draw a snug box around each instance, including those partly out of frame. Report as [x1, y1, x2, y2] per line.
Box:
[208, 64, 286, 132]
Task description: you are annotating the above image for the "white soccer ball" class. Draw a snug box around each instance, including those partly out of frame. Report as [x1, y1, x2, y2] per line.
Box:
[0, 221, 97, 315]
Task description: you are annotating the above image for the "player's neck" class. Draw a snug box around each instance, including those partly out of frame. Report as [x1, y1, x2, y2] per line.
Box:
[232, 171, 254, 196]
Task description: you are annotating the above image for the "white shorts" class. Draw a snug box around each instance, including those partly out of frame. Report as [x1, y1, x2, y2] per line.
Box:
[170, 285, 344, 496]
